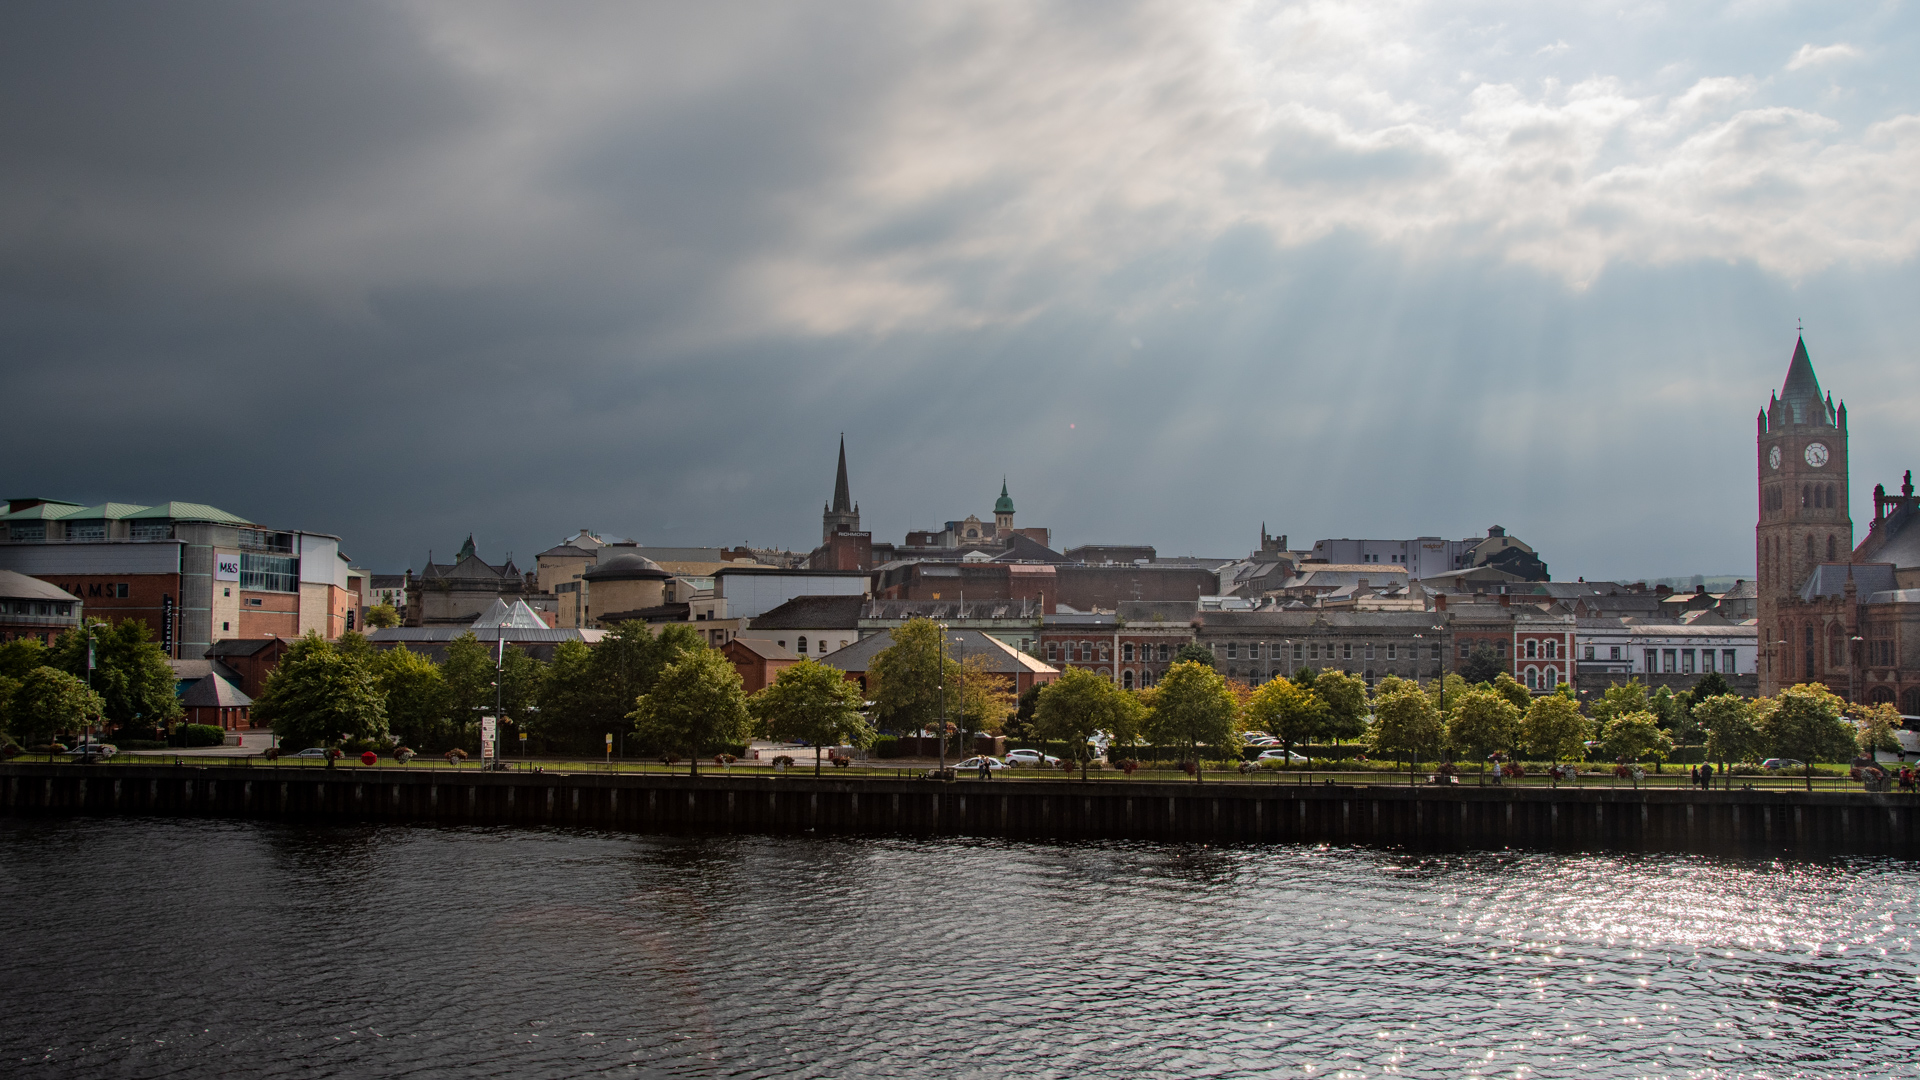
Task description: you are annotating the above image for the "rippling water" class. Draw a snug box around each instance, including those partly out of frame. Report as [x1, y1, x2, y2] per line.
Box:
[3, 818, 1918, 1078]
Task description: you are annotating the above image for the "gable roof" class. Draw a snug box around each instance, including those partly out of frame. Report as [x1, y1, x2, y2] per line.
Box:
[748, 594, 867, 630]
[820, 628, 1056, 676]
[727, 637, 801, 662]
[1800, 562, 1896, 601]
[0, 569, 80, 603]
[1, 501, 87, 521]
[181, 673, 252, 708]
[205, 637, 287, 658]
[123, 502, 254, 526]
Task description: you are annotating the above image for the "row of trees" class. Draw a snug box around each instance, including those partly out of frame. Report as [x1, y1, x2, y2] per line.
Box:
[0, 621, 179, 750]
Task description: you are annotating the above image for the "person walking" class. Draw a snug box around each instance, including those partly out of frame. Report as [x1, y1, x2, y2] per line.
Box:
[1700, 762, 1715, 791]
[1689, 765, 1699, 788]
[979, 758, 992, 781]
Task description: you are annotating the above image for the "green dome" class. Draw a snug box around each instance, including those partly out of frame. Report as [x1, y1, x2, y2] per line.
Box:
[994, 479, 1014, 515]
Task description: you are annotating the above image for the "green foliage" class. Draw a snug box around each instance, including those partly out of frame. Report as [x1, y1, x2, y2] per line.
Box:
[531, 637, 597, 750]
[1599, 710, 1674, 764]
[953, 653, 1016, 738]
[750, 659, 872, 775]
[629, 647, 750, 775]
[1006, 682, 1043, 741]
[867, 619, 962, 736]
[1289, 665, 1317, 688]
[4, 666, 104, 747]
[1520, 693, 1590, 762]
[374, 646, 454, 750]
[0, 638, 47, 681]
[1312, 670, 1369, 742]
[1369, 683, 1443, 779]
[442, 633, 496, 726]
[1144, 661, 1240, 778]
[1448, 687, 1522, 766]
[542, 621, 700, 747]
[1244, 677, 1328, 763]
[1759, 683, 1856, 788]
[363, 603, 402, 629]
[1688, 671, 1732, 706]
[1458, 645, 1504, 686]
[1172, 642, 1217, 669]
[1033, 667, 1145, 776]
[177, 723, 226, 748]
[1589, 680, 1650, 727]
[253, 632, 388, 751]
[47, 619, 181, 730]
[1489, 672, 1532, 713]
[1855, 701, 1903, 756]
[1422, 673, 1472, 719]
[1695, 694, 1761, 765]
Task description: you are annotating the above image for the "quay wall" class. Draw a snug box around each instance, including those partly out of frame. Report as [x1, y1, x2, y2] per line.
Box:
[4, 764, 1917, 854]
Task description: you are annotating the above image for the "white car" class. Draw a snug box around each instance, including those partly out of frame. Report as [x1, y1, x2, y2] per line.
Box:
[1005, 749, 1061, 767]
[1245, 736, 1280, 747]
[1254, 749, 1309, 764]
[291, 747, 332, 759]
[956, 756, 1012, 772]
[67, 742, 117, 760]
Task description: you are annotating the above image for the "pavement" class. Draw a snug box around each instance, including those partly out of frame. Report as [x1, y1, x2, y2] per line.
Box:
[122, 730, 277, 757]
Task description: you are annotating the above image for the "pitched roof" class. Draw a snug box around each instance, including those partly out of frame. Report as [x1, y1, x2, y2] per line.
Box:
[471, 599, 550, 629]
[181, 673, 252, 708]
[65, 502, 152, 521]
[820, 628, 1056, 676]
[0, 501, 87, 521]
[205, 637, 287, 658]
[831, 435, 854, 514]
[536, 544, 598, 560]
[0, 569, 80, 603]
[168, 658, 244, 684]
[123, 502, 254, 526]
[1781, 335, 1823, 406]
[727, 637, 801, 661]
[1799, 562, 1896, 601]
[748, 594, 867, 630]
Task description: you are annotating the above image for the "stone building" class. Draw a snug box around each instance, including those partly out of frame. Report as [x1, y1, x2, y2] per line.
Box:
[405, 536, 538, 627]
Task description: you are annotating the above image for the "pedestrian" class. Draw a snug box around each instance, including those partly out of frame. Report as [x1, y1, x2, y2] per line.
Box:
[1689, 765, 1699, 788]
[1701, 761, 1714, 791]
[979, 758, 992, 781]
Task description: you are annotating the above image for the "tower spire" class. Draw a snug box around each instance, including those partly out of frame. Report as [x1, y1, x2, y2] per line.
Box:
[831, 434, 853, 514]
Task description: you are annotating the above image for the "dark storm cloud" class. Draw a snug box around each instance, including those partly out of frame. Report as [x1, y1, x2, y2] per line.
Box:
[2, 1, 1918, 580]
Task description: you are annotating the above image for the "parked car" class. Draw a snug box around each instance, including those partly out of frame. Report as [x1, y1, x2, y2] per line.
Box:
[1005, 749, 1061, 767]
[67, 742, 116, 761]
[1254, 749, 1310, 764]
[291, 747, 332, 759]
[1762, 758, 1807, 771]
[956, 755, 1012, 771]
[1245, 736, 1280, 747]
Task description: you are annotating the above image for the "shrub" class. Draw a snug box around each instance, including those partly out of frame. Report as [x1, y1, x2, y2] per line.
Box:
[871, 735, 902, 758]
[175, 724, 227, 748]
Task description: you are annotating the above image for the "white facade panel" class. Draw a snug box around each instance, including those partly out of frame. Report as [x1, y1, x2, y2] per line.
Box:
[0, 541, 183, 576]
[298, 533, 346, 588]
[715, 572, 868, 620]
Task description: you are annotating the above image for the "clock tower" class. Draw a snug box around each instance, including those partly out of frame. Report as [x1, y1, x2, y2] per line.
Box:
[1756, 336, 1852, 693]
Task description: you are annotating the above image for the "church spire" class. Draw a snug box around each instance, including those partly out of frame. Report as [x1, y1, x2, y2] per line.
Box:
[831, 434, 853, 514]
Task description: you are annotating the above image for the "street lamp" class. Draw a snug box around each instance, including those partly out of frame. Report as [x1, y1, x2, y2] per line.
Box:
[936, 622, 949, 775]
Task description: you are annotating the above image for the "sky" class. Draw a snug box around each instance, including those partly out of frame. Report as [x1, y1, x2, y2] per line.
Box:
[3, 1, 1918, 581]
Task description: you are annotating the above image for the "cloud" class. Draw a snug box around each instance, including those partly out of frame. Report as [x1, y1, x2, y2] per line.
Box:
[1787, 43, 1862, 71]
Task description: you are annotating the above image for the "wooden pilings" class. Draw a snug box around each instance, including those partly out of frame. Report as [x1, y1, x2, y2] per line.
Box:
[4, 764, 1915, 854]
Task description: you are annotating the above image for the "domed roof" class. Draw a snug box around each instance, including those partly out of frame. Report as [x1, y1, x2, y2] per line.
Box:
[994, 479, 1014, 515]
[582, 553, 671, 581]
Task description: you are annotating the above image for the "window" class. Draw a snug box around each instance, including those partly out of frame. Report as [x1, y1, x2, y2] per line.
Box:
[1226, 642, 1238, 659]
[246, 597, 262, 607]
[1387, 643, 1397, 660]
[1525, 639, 1537, 659]
[222, 622, 229, 631]
[1723, 649, 1737, 673]
[1342, 643, 1353, 660]
[10, 523, 45, 542]
[1663, 649, 1677, 673]
[1122, 670, 1134, 689]
[1544, 668, 1557, 688]
[797, 636, 808, 653]
[1251, 642, 1263, 660]
[1122, 643, 1134, 662]
[1584, 645, 1595, 660]
[1828, 535, 1837, 560]
[1701, 649, 1715, 673]
[1364, 643, 1375, 660]
[1430, 643, 1441, 660]
[1681, 649, 1695, 674]
[1294, 643, 1304, 660]
[1525, 668, 1538, 689]
[1079, 642, 1092, 662]
[1610, 646, 1622, 661]
[240, 552, 298, 593]
[1158, 643, 1170, 662]
[67, 521, 106, 542]
[1459, 642, 1470, 659]
[223, 588, 231, 598]
[1495, 641, 1507, 659]
[1098, 643, 1109, 661]
[130, 522, 170, 541]
[1047, 642, 1058, 662]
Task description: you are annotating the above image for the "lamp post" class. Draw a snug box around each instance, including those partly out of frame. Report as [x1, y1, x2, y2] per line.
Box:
[936, 622, 948, 774]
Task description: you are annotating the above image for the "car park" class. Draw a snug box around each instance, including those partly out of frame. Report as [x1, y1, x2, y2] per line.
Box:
[956, 756, 1012, 771]
[1005, 749, 1061, 767]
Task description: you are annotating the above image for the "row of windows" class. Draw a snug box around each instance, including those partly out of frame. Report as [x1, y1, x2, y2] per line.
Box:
[1644, 648, 1739, 675]
[0, 600, 75, 616]
[240, 553, 298, 594]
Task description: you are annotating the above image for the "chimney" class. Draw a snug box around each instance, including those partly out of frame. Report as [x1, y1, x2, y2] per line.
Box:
[1435, 595, 1447, 612]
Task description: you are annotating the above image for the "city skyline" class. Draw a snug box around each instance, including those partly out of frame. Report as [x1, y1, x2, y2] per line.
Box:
[3, 3, 1917, 578]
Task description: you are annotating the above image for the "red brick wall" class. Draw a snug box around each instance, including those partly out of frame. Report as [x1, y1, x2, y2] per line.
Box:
[40, 573, 181, 646]
[239, 591, 299, 639]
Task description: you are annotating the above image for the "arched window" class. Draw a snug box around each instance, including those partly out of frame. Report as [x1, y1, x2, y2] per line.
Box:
[797, 636, 807, 653]
[1525, 668, 1538, 689]
[1828, 535, 1837, 561]
[1830, 624, 1846, 667]
[1828, 483, 1836, 510]
[1122, 669, 1135, 690]
[1802, 484, 1810, 508]
[1805, 624, 1818, 678]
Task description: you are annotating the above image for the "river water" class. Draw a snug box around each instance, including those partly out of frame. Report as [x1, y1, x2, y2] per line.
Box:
[3, 818, 1917, 1078]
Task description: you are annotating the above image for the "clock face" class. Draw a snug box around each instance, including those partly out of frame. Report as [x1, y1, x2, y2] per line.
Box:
[1805, 442, 1830, 468]
[1768, 446, 1782, 470]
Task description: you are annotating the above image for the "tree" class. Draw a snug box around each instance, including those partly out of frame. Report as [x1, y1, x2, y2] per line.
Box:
[867, 619, 960, 740]
[549, 621, 703, 748]
[363, 603, 402, 629]
[1458, 645, 1504, 685]
[47, 619, 181, 732]
[1599, 710, 1674, 785]
[1033, 667, 1144, 779]
[1422, 672, 1471, 722]
[1855, 700, 1903, 757]
[1006, 682, 1043, 742]
[534, 638, 599, 752]
[1290, 666, 1317, 689]
[252, 633, 388, 751]
[953, 653, 1016, 745]
[1369, 683, 1443, 785]
[1521, 693, 1591, 763]
[1696, 693, 1761, 776]
[1448, 687, 1521, 784]
[1489, 672, 1532, 713]
[1145, 660, 1240, 782]
[629, 647, 750, 776]
[6, 667, 104, 754]
[1688, 672, 1732, 709]
[373, 646, 453, 750]
[1313, 670, 1369, 745]
[1171, 642, 1216, 670]
[1589, 680, 1650, 729]
[442, 633, 496, 729]
[1245, 677, 1327, 769]
[1759, 683, 1855, 790]
[0, 638, 47, 681]
[751, 659, 872, 775]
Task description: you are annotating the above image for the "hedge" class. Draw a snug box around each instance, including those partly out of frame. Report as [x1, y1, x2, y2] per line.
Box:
[173, 724, 227, 748]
